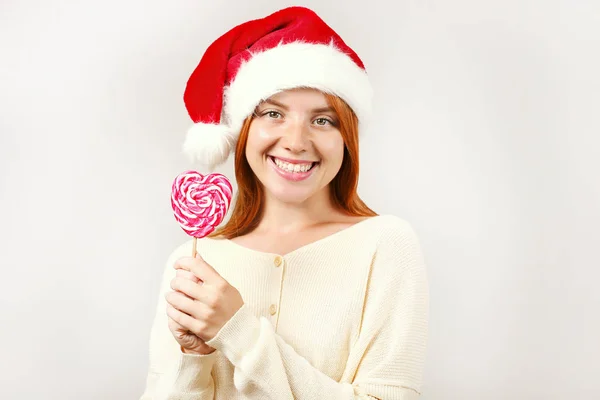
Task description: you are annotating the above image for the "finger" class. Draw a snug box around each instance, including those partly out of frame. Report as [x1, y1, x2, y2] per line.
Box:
[176, 269, 201, 284]
[174, 256, 222, 285]
[166, 306, 187, 330]
[166, 304, 204, 336]
[174, 270, 201, 301]
[166, 289, 215, 320]
[170, 277, 212, 304]
[165, 290, 197, 316]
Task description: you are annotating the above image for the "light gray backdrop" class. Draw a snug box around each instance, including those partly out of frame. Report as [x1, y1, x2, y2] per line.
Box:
[1, 0, 598, 399]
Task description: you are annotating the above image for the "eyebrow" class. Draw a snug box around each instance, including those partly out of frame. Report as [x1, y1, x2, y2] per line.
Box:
[261, 99, 335, 114]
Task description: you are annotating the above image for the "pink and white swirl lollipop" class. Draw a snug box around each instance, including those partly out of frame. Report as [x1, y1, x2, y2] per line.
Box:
[171, 170, 233, 256]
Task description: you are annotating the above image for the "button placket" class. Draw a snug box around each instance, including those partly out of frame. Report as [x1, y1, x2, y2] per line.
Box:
[269, 255, 284, 328]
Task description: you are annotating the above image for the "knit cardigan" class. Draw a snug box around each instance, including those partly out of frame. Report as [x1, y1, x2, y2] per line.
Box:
[139, 214, 429, 399]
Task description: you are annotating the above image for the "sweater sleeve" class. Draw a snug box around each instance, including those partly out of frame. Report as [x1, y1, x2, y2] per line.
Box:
[139, 243, 218, 400]
[204, 218, 429, 400]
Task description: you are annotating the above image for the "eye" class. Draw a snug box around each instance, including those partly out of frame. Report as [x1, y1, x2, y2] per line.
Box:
[314, 117, 334, 126]
[262, 110, 283, 119]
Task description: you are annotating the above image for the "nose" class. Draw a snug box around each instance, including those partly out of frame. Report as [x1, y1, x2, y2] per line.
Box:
[282, 120, 309, 153]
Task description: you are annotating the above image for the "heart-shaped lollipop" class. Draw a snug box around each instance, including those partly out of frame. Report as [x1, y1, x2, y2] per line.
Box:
[171, 170, 233, 255]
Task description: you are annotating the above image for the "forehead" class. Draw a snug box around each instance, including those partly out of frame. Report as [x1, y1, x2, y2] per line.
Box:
[265, 87, 329, 106]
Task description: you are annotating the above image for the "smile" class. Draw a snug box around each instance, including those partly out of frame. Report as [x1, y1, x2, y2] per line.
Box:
[267, 156, 319, 182]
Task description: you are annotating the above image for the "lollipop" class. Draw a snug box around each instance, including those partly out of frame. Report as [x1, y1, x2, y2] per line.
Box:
[171, 170, 233, 256]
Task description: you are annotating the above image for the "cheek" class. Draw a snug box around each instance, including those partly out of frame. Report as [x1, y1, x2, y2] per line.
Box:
[318, 134, 345, 164]
[246, 125, 278, 160]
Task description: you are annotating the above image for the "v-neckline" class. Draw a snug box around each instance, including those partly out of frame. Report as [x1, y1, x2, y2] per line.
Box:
[220, 215, 385, 258]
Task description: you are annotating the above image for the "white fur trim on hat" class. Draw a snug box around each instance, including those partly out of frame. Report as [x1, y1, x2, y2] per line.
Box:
[223, 40, 373, 136]
[182, 123, 236, 168]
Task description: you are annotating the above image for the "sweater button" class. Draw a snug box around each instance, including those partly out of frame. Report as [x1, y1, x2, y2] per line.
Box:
[269, 304, 278, 315]
[274, 256, 282, 267]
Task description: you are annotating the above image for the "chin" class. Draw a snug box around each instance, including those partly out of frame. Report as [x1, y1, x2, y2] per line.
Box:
[266, 183, 316, 204]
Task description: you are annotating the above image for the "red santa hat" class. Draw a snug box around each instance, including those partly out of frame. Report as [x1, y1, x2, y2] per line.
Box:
[182, 6, 373, 168]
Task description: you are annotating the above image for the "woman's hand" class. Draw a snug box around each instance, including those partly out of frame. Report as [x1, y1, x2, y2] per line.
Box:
[165, 254, 245, 346]
[166, 269, 216, 355]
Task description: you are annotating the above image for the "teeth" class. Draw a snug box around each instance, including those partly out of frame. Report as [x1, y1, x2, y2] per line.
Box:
[273, 157, 313, 173]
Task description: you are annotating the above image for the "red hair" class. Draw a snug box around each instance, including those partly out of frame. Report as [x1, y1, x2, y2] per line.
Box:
[211, 92, 377, 239]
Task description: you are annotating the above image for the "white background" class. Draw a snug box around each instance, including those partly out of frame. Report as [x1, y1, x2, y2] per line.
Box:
[1, 1, 598, 399]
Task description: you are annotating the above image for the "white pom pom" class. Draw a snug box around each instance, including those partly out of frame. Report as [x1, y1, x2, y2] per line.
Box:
[182, 123, 237, 168]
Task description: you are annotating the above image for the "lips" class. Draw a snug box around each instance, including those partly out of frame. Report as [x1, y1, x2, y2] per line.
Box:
[267, 155, 319, 182]
[269, 156, 316, 172]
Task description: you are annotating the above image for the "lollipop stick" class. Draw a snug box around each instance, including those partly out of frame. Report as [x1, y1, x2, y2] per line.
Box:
[192, 237, 197, 258]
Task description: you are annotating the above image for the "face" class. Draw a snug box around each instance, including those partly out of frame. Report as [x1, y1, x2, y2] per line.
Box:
[245, 88, 345, 205]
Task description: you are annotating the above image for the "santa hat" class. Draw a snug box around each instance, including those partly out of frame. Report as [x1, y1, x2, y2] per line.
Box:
[182, 6, 373, 169]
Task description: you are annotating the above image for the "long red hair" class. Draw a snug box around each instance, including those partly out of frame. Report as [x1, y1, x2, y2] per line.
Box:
[210, 92, 377, 239]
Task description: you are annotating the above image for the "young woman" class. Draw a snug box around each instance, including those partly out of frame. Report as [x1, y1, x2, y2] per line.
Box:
[140, 6, 429, 400]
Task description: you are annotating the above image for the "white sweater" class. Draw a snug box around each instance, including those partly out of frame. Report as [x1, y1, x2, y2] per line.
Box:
[140, 215, 429, 399]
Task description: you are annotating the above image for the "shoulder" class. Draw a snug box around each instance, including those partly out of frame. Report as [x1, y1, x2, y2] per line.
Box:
[163, 238, 195, 264]
[367, 214, 421, 244]
[164, 236, 229, 263]
[368, 214, 427, 274]
[343, 214, 422, 253]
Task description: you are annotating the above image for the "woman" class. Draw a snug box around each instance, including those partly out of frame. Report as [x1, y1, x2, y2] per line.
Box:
[140, 6, 429, 400]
